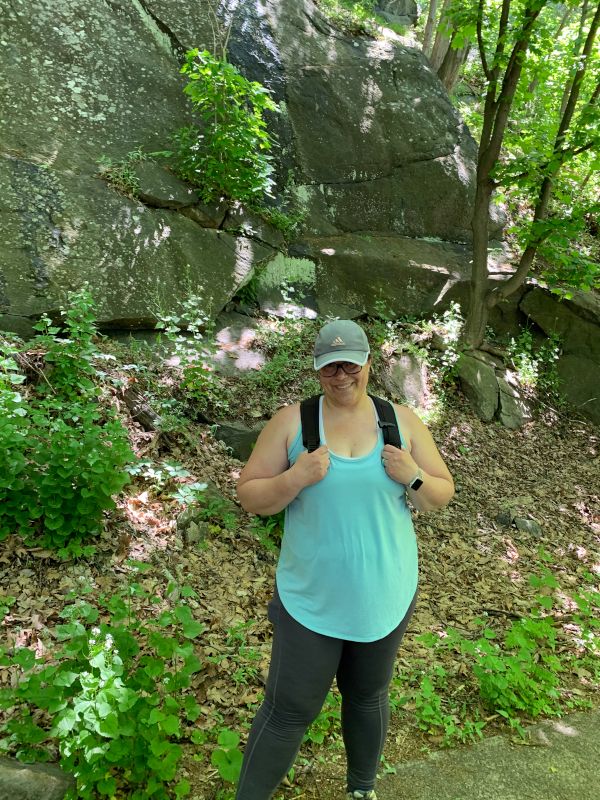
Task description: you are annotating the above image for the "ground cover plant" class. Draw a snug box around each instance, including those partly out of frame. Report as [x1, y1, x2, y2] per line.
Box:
[0, 291, 133, 558]
[1, 570, 202, 799]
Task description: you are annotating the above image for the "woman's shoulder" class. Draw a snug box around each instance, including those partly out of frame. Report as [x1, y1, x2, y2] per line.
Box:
[270, 402, 301, 447]
[391, 403, 427, 442]
[273, 402, 301, 423]
[270, 403, 300, 450]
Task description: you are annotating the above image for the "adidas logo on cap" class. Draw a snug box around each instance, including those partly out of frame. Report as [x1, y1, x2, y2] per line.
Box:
[330, 336, 345, 346]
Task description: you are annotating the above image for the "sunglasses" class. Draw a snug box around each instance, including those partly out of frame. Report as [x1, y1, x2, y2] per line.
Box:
[319, 362, 363, 377]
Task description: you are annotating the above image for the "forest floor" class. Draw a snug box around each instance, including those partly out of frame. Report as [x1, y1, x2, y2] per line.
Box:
[1, 341, 599, 800]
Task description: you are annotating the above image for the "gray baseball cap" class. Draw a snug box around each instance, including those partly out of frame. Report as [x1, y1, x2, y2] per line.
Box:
[313, 319, 370, 370]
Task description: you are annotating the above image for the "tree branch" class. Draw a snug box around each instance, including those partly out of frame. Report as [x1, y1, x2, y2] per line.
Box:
[554, 1, 600, 156]
[502, 137, 599, 184]
[496, 5, 600, 306]
[482, 1, 548, 174]
[495, 0, 511, 69]
[476, 0, 492, 80]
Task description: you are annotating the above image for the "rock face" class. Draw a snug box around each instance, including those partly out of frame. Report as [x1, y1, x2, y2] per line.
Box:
[520, 288, 600, 425]
[1, 0, 491, 335]
[292, 234, 513, 319]
[457, 351, 533, 428]
[0, 757, 73, 800]
[375, 1, 419, 26]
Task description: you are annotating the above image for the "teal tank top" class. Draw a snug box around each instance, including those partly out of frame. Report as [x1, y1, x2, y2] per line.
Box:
[276, 397, 418, 642]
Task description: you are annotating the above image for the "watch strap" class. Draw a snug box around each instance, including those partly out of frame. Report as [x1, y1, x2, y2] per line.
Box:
[408, 468, 424, 491]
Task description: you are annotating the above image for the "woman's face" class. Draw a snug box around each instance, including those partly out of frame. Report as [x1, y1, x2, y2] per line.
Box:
[318, 358, 371, 405]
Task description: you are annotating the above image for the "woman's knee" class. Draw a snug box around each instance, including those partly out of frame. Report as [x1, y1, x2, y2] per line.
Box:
[338, 685, 388, 714]
[262, 692, 324, 732]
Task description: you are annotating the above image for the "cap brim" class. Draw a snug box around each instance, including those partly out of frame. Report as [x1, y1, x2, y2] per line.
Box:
[314, 351, 370, 370]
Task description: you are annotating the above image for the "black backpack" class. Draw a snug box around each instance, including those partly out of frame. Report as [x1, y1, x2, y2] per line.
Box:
[300, 394, 401, 452]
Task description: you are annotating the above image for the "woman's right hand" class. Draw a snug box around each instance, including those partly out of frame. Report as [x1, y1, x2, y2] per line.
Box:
[292, 445, 330, 488]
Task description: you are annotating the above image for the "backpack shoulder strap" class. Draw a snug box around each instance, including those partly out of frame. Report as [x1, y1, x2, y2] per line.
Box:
[369, 394, 402, 449]
[300, 395, 321, 452]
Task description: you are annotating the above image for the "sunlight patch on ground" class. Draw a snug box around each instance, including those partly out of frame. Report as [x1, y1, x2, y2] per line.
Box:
[502, 537, 520, 565]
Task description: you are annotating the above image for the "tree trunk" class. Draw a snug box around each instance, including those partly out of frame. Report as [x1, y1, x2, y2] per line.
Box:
[422, 0, 439, 57]
[429, 0, 453, 70]
[559, 0, 590, 119]
[438, 40, 470, 93]
[463, 179, 494, 349]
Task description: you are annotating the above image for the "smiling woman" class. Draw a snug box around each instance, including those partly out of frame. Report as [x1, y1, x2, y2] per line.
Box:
[235, 319, 454, 800]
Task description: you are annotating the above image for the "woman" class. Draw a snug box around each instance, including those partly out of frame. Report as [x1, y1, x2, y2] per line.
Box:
[236, 319, 454, 800]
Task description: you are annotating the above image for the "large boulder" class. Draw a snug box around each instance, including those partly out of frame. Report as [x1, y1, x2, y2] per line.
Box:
[0, 757, 73, 800]
[0, 0, 494, 335]
[556, 355, 600, 425]
[376, 2, 419, 19]
[457, 354, 499, 422]
[520, 288, 600, 362]
[291, 233, 510, 319]
[375, 1, 419, 27]
[0, 156, 273, 334]
[520, 287, 600, 424]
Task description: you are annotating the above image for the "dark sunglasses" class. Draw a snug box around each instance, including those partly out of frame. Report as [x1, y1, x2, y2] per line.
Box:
[319, 362, 363, 377]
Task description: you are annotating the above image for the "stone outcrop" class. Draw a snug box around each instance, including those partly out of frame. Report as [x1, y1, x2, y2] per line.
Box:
[520, 288, 600, 425]
[291, 233, 511, 320]
[0, 757, 73, 800]
[457, 351, 533, 428]
[1, 0, 494, 336]
[375, 1, 419, 26]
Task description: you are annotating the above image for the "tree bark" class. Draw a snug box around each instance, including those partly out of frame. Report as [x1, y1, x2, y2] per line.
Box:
[422, 0, 439, 57]
[429, 0, 453, 70]
[558, 0, 591, 119]
[438, 38, 471, 93]
[463, 178, 494, 348]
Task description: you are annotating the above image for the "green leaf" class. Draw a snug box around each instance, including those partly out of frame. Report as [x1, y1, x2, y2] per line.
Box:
[182, 619, 204, 639]
[175, 779, 191, 798]
[98, 712, 120, 738]
[13, 648, 37, 670]
[53, 670, 80, 688]
[142, 657, 165, 679]
[148, 708, 166, 725]
[182, 696, 200, 722]
[211, 747, 243, 783]
[97, 776, 117, 796]
[150, 738, 172, 757]
[160, 715, 180, 736]
[217, 728, 240, 748]
[54, 708, 78, 737]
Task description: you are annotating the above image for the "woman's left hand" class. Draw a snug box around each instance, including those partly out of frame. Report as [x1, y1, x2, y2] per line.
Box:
[381, 444, 419, 486]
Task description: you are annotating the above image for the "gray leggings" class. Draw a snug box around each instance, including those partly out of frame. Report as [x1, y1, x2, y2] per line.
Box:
[235, 587, 417, 800]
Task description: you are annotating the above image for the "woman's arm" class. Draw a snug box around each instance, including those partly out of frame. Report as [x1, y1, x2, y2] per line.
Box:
[383, 406, 454, 513]
[237, 404, 330, 516]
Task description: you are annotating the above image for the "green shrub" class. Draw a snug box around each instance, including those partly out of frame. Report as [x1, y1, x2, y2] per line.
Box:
[0, 575, 202, 799]
[250, 510, 284, 553]
[0, 290, 133, 557]
[507, 328, 561, 392]
[304, 691, 341, 745]
[174, 49, 279, 204]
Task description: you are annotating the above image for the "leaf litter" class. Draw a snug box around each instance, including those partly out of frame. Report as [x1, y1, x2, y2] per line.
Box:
[0, 387, 598, 800]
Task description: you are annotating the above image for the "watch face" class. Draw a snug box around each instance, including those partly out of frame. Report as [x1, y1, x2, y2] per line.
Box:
[410, 477, 423, 491]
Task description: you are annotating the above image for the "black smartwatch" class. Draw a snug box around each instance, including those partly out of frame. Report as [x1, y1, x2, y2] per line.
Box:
[408, 468, 424, 491]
